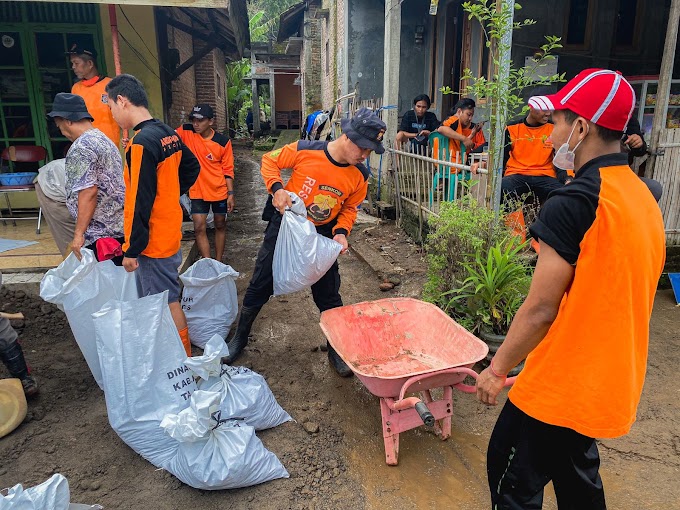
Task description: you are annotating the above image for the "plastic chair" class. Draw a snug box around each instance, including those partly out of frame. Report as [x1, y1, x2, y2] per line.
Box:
[0, 145, 46, 233]
[429, 133, 467, 205]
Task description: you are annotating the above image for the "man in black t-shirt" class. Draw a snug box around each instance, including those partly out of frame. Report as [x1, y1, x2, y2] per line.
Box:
[396, 94, 440, 148]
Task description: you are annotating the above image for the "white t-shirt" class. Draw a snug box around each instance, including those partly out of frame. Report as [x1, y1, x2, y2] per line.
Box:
[36, 159, 67, 203]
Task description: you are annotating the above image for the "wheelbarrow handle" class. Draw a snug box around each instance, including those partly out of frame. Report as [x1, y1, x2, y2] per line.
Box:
[398, 367, 479, 400]
[453, 374, 517, 394]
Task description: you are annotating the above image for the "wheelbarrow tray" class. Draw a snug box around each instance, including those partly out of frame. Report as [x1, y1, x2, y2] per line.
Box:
[320, 298, 488, 398]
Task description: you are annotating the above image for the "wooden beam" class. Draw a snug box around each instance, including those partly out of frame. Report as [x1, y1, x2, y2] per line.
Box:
[646, 0, 680, 178]
[165, 16, 211, 42]
[170, 40, 217, 79]
[28, 0, 229, 7]
[227, 0, 248, 57]
[178, 7, 209, 29]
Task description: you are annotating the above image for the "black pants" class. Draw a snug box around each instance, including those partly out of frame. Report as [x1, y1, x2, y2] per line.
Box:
[487, 399, 606, 510]
[501, 175, 563, 207]
[242, 212, 342, 313]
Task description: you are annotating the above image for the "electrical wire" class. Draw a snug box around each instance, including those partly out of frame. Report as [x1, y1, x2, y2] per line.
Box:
[118, 31, 161, 80]
[119, 6, 160, 65]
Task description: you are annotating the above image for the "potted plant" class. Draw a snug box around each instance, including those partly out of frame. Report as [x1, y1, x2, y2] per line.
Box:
[444, 235, 531, 375]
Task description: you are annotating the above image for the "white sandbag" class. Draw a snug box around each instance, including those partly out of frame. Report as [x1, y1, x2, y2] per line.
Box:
[0, 474, 101, 510]
[39, 249, 138, 389]
[184, 335, 292, 430]
[179, 259, 239, 348]
[92, 291, 196, 468]
[273, 192, 342, 296]
[160, 390, 289, 490]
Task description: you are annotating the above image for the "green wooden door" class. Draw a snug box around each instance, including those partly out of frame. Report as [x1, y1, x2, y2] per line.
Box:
[0, 2, 104, 165]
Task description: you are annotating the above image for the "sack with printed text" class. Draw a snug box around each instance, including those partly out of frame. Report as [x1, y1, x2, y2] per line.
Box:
[272, 191, 342, 296]
[184, 335, 292, 430]
[179, 259, 239, 348]
[93, 291, 196, 467]
[160, 390, 289, 490]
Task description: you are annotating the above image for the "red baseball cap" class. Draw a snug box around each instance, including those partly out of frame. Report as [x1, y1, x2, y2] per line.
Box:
[528, 69, 636, 132]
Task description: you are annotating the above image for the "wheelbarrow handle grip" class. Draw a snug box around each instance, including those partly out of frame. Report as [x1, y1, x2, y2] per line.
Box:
[414, 402, 435, 427]
[453, 374, 517, 394]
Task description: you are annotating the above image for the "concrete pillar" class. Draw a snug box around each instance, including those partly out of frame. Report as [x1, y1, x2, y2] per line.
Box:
[252, 78, 261, 133]
[269, 73, 276, 127]
[383, 0, 401, 139]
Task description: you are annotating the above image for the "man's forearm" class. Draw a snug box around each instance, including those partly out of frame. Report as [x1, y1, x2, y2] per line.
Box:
[226, 176, 234, 192]
[492, 303, 557, 375]
[438, 126, 467, 142]
[75, 187, 98, 236]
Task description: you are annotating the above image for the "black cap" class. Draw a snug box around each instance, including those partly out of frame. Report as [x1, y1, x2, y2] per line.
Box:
[66, 43, 97, 60]
[47, 93, 94, 122]
[189, 104, 214, 120]
[340, 107, 386, 154]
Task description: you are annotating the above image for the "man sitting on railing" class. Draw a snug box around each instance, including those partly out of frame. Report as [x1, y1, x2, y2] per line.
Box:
[501, 105, 570, 207]
[396, 94, 440, 150]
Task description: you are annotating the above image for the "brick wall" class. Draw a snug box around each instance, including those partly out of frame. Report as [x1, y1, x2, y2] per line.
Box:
[302, 1, 323, 115]
[166, 10, 196, 129]
[194, 40, 228, 132]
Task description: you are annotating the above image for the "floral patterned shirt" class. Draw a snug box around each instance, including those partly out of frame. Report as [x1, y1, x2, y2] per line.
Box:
[65, 129, 125, 245]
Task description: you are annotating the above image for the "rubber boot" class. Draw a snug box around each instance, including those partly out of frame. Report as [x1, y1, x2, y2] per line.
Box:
[224, 306, 262, 364]
[327, 343, 353, 377]
[0, 342, 39, 398]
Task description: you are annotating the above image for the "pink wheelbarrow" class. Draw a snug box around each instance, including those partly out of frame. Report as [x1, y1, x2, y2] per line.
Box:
[320, 297, 514, 465]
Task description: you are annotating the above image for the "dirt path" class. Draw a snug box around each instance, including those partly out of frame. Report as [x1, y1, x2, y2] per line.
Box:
[1, 148, 678, 509]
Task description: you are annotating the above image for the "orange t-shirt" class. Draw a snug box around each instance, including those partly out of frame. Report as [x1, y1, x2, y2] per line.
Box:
[176, 125, 234, 202]
[261, 140, 369, 236]
[72, 76, 120, 147]
[514, 153, 666, 438]
[441, 115, 486, 160]
[504, 119, 556, 177]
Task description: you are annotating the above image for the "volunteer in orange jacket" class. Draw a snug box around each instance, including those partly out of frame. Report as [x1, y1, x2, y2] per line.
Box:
[437, 98, 486, 160]
[501, 107, 570, 206]
[225, 108, 385, 376]
[176, 104, 235, 262]
[475, 69, 666, 508]
[106, 74, 200, 357]
[68, 44, 120, 147]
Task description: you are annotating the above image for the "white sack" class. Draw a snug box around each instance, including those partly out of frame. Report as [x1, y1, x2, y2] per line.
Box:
[92, 291, 196, 467]
[0, 474, 101, 510]
[40, 249, 138, 389]
[160, 390, 289, 490]
[179, 259, 239, 348]
[272, 192, 342, 296]
[184, 335, 292, 430]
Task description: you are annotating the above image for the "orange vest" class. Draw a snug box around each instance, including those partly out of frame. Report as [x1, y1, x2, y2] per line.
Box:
[72, 77, 121, 147]
[504, 120, 556, 177]
[515, 155, 666, 438]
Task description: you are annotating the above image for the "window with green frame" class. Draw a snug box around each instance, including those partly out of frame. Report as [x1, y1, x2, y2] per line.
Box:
[0, 1, 105, 166]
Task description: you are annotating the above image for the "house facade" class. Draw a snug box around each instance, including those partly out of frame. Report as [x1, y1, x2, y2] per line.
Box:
[0, 0, 249, 162]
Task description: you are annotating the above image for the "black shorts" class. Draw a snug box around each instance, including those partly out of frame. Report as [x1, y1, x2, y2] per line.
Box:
[190, 198, 227, 215]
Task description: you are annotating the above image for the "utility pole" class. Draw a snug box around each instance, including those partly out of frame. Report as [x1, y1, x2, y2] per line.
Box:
[645, 0, 680, 179]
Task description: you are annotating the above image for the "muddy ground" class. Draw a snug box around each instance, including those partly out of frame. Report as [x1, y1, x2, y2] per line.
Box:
[1, 149, 678, 509]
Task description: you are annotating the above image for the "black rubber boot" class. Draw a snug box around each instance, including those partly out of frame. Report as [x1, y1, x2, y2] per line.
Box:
[327, 343, 353, 377]
[1, 342, 39, 397]
[224, 306, 262, 364]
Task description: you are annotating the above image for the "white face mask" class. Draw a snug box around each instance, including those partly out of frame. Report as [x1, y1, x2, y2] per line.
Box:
[553, 121, 587, 170]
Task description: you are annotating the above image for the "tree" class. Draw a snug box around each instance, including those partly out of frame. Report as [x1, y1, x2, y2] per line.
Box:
[441, 0, 564, 209]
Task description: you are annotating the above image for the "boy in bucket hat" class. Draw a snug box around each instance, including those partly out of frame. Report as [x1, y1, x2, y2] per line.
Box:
[475, 69, 665, 508]
[176, 104, 235, 262]
[224, 107, 385, 376]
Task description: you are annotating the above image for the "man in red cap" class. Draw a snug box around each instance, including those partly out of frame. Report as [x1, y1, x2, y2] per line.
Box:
[475, 69, 666, 508]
